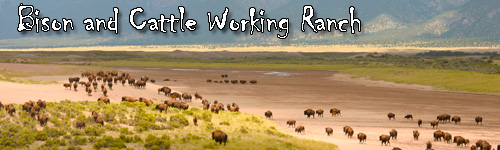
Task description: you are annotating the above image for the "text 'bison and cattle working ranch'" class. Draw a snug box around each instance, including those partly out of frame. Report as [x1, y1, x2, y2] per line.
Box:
[0, 64, 499, 150]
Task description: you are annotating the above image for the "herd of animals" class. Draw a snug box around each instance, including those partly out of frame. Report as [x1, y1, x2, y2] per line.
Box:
[263, 107, 496, 150]
[3, 69, 499, 149]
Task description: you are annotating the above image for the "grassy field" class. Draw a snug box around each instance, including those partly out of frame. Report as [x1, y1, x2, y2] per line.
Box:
[0, 65, 113, 84]
[95, 61, 354, 70]
[341, 67, 500, 94]
[0, 100, 337, 150]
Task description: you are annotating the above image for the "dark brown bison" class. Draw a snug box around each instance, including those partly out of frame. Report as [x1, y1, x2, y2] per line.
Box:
[476, 140, 491, 150]
[64, 83, 72, 89]
[380, 134, 390, 146]
[38, 114, 49, 126]
[0, 101, 3, 110]
[122, 96, 137, 102]
[392, 147, 402, 150]
[452, 116, 461, 124]
[325, 127, 333, 136]
[443, 132, 452, 143]
[231, 80, 238, 84]
[95, 116, 104, 126]
[155, 104, 168, 113]
[437, 114, 451, 123]
[330, 108, 341, 116]
[265, 110, 273, 119]
[29, 107, 37, 118]
[165, 100, 176, 107]
[193, 116, 198, 126]
[87, 87, 92, 96]
[141, 76, 149, 82]
[212, 130, 228, 146]
[434, 130, 444, 141]
[23, 101, 33, 112]
[181, 93, 192, 102]
[97, 97, 110, 104]
[389, 129, 398, 140]
[249, 80, 257, 84]
[103, 88, 108, 96]
[387, 113, 395, 120]
[224, 80, 229, 83]
[108, 82, 113, 90]
[150, 79, 155, 83]
[304, 109, 315, 118]
[221, 74, 228, 78]
[426, 141, 432, 149]
[431, 120, 439, 129]
[5, 104, 15, 116]
[286, 120, 296, 128]
[203, 103, 210, 110]
[194, 92, 202, 100]
[357, 133, 367, 144]
[418, 119, 422, 127]
[73, 83, 78, 91]
[178, 102, 189, 110]
[239, 80, 246, 84]
[404, 114, 413, 120]
[455, 136, 468, 146]
[92, 111, 99, 121]
[316, 109, 324, 117]
[76, 120, 85, 129]
[170, 92, 181, 100]
[36, 99, 46, 109]
[206, 79, 212, 83]
[344, 126, 354, 138]
[475, 116, 483, 125]
[413, 130, 420, 140]
[139, 97, 152, 106]
[68, 77, 80, 83]
[295, 125, 305, 135]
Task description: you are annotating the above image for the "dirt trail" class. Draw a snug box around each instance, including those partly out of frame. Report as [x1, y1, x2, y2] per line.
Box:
[1, 65, 499, 150]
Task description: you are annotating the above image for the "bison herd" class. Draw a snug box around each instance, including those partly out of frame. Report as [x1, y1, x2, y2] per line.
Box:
[206, 74, 257, 84]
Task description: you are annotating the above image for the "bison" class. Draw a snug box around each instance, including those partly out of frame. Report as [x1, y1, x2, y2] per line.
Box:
[95, 116, 104, 126]
[431, 120, 439, 129]
[325, 127, 333, 136]
[139, 97, 152, 106]
[404, 114, 413, 120]
[304, 109, 315, 118]
[443, 132, 452, 143]
[389, 129, 398, 140]
[68, 77, 80, 83]
[155, 104, 168, 113]
[286, 120, 296, 128]
[76, 120, 85, 129]
[379, 134, 390, 146]
[418, 119, 422, 127]
[316, 109, 324, 117]
[265, 110, 273, 119]
[434, 130, 444, 141]
[345, 127, 354, 138]
[413, 130, 420, 140]
[5, 104, 15, 116]
[249, 80, 257, 84]
[212, 130, 228, 146]
[38, 114, 49, 126]
[475, 116, 483, 125]
[122, 96, 137, 102]
[193, 116, 198, 126]
[37, 100, 46, 109]
[295, 125, 305, 135]
[357, 133, 367, 144]
[64, 83, 72, 90]
[387, 113, 395, 120]
[239, 80, 246, 84]
[330, 108, 341, 117]
[452, 116, 461, 124]
[194, 92, 202, 100]
[97, 97, 110, 104]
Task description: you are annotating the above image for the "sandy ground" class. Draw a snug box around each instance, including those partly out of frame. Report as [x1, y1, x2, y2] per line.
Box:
[1, 64, 500, 150]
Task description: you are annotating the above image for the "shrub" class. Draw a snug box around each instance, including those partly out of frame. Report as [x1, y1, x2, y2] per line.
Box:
[70, 136, 87, 145]
[144, 134, 170, 150]
[40, 138, 66, 149]
[169, 114, 188, 128]
[69, 129, 84, 136]
[34, 131, 48, 141]
[200, 111, 212, 122]
[219, 121, 230, 126]
[84, 126, 104, 136]
[43, 127, 66, 138]
[120, 127, 133, 135]
[93, 135, 126, 150]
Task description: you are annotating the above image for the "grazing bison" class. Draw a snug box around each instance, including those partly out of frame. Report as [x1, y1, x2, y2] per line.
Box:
[426, 141, 433, 149]
[231, 80, 238, 84]
[29, 107, 37, 118]
[139, 97, 152, 106]
[452, 116, 461, 124]
[122, 96, 137, 102]
[389, 129, 398, 140]
[418, 119, 422, 127]
[68, 77, 80, 83]
[455, 136, 468, 146]
[150, 79, 155, 83]
[170, 92, 181, 100]
[404, 114, 413, 120]
[206, 79, 212, 83]
[295, 125, 305, 135]
[224, 80, 229, 83]
[265, 110, 273, 119]
[87, 87, 92, 96]
[97, 97, 110, 104]
[325, 127, 333, 136]
[64, 83, 72, 89]
[73, 83, 78, 91]
[6, 104, 15, 116]
[475, 116, 483, 125]
[239, 80, 246, 84]
[212, 130, 228, 146]
[443, 132, 452, 143]
[95, 116, 104, 126]
[431, 120, 439, 128]
[92, 111, 99, 121]
[76, 120, 85, 129]
[286, 120, 296, 128]
[387, 113, 395, 120]
[23, 101, 33, 112]
[316, 109, 324, 117]
[108, 82, 113, 90]
[181, 93, 192, 102]
[437, 114, 451, 123]
[103, 88, 108, 96]
[250, 80, 257, 84]
[330, 108, 341, 116]
[38, 114, 49, 126]
[379, 134, 390, 146]
[304, 109, 315, 118]
[155, 104, 168, 113]
[434, 130, 444, 141]
[413, 130, 420, 140]
[194, 92, 202, 100]
[357, 133, 367, 144]
[193, 116, 198, 126]
[203, 103, 210, 110]
[37, 100, 46, 109]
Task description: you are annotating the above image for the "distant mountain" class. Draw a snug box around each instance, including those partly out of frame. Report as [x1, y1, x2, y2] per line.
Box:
[1, 0, 499, 48]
